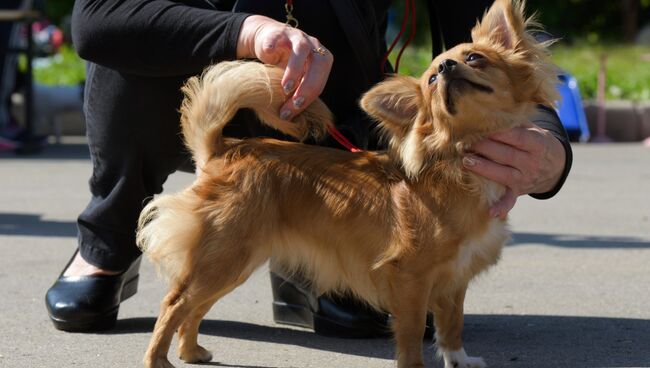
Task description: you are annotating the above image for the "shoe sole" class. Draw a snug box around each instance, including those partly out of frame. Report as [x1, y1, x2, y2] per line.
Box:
[272, 300, 314, 329]
[272, 299, 392, 338]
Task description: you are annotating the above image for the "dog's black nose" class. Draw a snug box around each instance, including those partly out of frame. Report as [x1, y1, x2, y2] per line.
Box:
[438, 59, 457, 74]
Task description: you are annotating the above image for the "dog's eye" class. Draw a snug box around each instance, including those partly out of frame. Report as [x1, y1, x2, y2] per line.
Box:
[428, 74, 437, 84]
[466, 53, 484, 62]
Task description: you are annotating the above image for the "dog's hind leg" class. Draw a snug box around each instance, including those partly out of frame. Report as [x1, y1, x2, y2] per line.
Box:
[388, 277, 431, 368]
[177, 300, 215, 363]
[144, 269, 250, 368]
[176, 280, 244, 363]
[144, 282, 196, 368]
[430, 286, 486, 368]
[143, 262, 243, 367]
[149, 233, 268, 368]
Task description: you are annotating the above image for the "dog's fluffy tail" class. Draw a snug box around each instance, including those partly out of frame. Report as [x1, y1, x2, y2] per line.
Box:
[180, 61, 334, 168]
[137, 190, 204, 283]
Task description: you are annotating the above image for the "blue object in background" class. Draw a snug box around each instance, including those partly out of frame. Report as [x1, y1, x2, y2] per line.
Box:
[556, 73, 590, 142]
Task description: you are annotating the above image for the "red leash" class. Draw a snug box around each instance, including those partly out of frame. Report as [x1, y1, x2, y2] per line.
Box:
[327, 126, 363, 153]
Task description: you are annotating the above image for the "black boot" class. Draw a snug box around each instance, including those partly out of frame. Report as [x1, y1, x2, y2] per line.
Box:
[270, 272, 434, 339]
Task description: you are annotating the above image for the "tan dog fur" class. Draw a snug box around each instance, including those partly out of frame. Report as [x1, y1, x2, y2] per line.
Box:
[137, 1, 558, 367]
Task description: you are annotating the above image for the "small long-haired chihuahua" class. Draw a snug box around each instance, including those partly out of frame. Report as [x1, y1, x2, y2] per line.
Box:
[137, 0, 558, 367]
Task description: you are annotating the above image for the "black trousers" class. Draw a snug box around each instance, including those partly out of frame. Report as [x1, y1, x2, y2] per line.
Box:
[77, 63, 369, 271]
[77, 63, 186, 271]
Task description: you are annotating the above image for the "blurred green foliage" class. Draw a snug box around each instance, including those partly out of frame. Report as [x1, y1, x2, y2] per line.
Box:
[551, 44, 650, 101]
[388, 47, 430, 76]
[21, 45, 85, 86]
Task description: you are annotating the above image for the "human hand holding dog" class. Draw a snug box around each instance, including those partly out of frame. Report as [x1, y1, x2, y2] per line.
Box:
[237, 15, 333, 121]
[462, 122, 566, 219]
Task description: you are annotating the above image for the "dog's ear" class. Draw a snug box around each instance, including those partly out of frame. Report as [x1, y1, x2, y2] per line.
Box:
[471, 0, 526, 51]
[362, 76, 429, 178]
[360, 76, 421, 140]
[471, 0, 559, 107]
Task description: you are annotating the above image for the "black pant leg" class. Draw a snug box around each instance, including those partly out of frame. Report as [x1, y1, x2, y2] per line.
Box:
[77, 63, 189, 271]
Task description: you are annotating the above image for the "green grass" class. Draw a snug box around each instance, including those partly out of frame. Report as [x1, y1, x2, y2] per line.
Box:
[390, 43, 650, 101]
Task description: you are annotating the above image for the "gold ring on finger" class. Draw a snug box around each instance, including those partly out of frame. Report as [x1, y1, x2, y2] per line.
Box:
[312, 46, 329, 56]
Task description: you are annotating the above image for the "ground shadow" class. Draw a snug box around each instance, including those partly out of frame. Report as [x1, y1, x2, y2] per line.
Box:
[111, 314, 650, 367]
[0, 213, 77, 237]
[200, 363, 280, 368]
[510, 232, 650, 249]
[188, 362, 282, 368]
[110, 317, 401, 362]
[0, 143, 90, 160]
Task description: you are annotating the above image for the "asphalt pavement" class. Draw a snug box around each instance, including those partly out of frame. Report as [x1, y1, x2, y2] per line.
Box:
[0, 137, 649, 368]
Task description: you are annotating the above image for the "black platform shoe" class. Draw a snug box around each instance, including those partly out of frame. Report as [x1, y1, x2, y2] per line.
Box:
[270, 272, 434, 339]
[45, 252, 141, 332]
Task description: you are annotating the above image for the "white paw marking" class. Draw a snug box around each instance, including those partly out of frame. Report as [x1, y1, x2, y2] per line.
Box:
[442, 347, 487, 368]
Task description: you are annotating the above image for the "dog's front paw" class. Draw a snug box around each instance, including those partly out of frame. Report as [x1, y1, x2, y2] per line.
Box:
[179, 344, 213, 363]
[442, 348, 486, 368]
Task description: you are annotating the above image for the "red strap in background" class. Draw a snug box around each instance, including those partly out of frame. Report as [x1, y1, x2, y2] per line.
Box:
[381, 0, 417, 74]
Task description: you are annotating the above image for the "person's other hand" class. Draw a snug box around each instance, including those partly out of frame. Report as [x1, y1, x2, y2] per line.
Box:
[462, 122, 566, 219]
[237, 15, 333, 120]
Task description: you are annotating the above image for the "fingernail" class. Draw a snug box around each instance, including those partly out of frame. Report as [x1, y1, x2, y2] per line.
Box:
[462, 156, 477, 167]
[293, 96, 305, 109]
[280, 108, 291, 120]
[283, 80, 294, 94]
[489, 209, 500, 218]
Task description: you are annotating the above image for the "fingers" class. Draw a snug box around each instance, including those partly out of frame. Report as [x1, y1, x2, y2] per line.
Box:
[463, 123, 567, 218]
[292, 40, 331, 98]
[281, 35, 312, 93]
[279, 37, 332, 120]
[242, 17, 333, 121]
[470, 138, 532, 170]
[467, 124, 550, 193]
[487, 123, 545, 154]
[462, 153, 525, 193]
